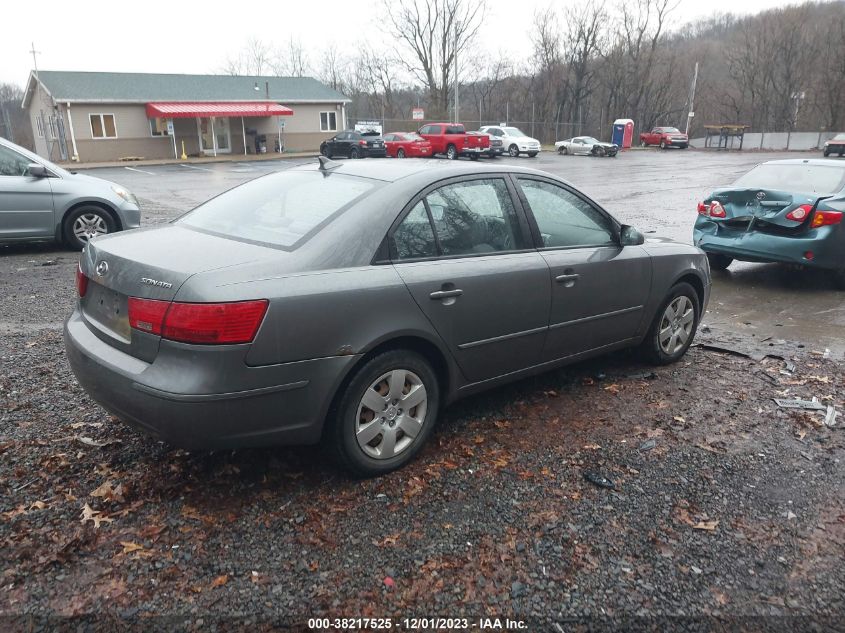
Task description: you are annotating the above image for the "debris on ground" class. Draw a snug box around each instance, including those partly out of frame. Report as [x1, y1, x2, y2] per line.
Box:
[583, 471, 616, 489]
[773, 397, 826, 411]
[639, 439, 657, 451]
[824, 405, 838, 428]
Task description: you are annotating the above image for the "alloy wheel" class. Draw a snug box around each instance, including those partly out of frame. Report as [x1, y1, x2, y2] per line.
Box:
[355, 369, 427, 460]
[72, 213, 108, 243]
[397, 148, 406, 158]
[658, 296, 694, 355]
[508, 144, 519, 157]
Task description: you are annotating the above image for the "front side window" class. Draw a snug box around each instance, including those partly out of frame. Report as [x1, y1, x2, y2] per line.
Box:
[149, 117, 171, 137]
[320, 111, 337, 132]
[90, 114, 117, 139]
[178, 171, 376, 249]
[519, 179, 616, 248]
[424, 179, 521, 256]
[0, 145, 32, 176]
[393, 201, 438, 260]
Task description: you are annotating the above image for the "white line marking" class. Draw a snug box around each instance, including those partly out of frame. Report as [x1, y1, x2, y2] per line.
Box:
[124, 166, 156, 175]
[179, 164, 214, 172]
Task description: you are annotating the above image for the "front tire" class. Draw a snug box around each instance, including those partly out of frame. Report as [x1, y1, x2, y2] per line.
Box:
[320, 143, 331, 158]
[329, 350, 440, 477]
[64, 205, 116, 250]
[397, 148, 406, 159]
[508, 144, 519, 157]
[707, 253, 733, 270]
[639, 282, 700, 365]
[659, 140, 667, 150]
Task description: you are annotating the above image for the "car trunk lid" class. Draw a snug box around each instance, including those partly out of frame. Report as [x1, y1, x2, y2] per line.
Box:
[79, 225, 275, 360]
[709, 188, 823, 230]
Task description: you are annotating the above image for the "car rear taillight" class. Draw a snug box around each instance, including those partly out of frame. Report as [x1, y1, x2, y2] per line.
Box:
[785, 204, 813, 222]
[708, 201, 726, 218]
[128, 297, 169, 335]
[76, 264, 89, 297]
[697, 202, 708, 215]
[810, 210, 843, 228]
[128, 298, 268, 344]
[359, 140, 367, 146]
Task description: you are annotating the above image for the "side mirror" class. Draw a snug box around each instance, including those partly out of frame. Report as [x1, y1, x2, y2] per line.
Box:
[620, 225, 645, 246]
[27, 163, 48, 178]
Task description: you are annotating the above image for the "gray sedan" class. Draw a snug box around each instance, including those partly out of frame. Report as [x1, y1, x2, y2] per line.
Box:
[65, 158, 710, 476]
[0, 137, 140, 249]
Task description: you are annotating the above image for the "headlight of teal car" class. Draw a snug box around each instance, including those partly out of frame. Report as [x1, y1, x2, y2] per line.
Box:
[111, 185, 139, 206]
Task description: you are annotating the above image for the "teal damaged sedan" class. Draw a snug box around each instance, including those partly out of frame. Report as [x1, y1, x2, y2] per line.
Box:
[694, 159, 845, 288]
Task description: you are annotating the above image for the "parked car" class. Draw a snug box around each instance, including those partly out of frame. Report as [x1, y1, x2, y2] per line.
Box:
[693, 159, 845, 287]
[320, 131, 387, 159]
[823, 133, 845, 157]
[66, 157, 710, 476]
[555, 137, 618, 157]
[640, 127, 689, 149]
[478, 125, 541, 157]
[470, 131, 504, 158]
[417, 123, 489, 160]
[0, 136, 140, 250]
[382, 132, 433, 158]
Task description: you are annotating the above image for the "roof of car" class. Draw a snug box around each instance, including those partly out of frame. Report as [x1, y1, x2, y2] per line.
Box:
[762, 159, 845, 167]
[291, 158, 551, 183]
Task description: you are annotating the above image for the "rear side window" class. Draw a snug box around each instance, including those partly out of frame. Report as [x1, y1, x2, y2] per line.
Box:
[445, 125, 465, 134]
[393, 201, 437, 259]
[734, 163, 845, 195]
[178, 171, 376, 249]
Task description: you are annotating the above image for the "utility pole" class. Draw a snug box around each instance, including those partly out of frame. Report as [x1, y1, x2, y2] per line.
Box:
[685, 62, 699, 136]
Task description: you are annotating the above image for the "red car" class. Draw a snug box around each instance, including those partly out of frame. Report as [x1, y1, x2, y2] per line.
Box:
[383, 132, 433, 158]
[640, 127, 689, 149]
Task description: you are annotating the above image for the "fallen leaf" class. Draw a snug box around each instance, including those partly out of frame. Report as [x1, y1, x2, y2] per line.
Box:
[120, 541, 145, 554]
[583, 443, 602, 450]
[673, 415, 686, 424]
[603, 383, 620, 394]
[77, 436, 120, 448]
[90, 481, 125, 503]
[29, 500, 47, 510]
[80, 503, 113, 529]
[211, 574, 229, 588]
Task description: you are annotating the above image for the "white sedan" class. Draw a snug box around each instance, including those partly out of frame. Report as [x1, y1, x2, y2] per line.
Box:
[555, 136, 618, 157]
[479, 125, 541, 157]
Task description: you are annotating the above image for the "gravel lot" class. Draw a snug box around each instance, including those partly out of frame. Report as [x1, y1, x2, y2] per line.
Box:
[1, 152, 844, 630]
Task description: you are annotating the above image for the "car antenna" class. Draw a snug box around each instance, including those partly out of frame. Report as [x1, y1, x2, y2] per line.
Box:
[318, 156, 341, 172]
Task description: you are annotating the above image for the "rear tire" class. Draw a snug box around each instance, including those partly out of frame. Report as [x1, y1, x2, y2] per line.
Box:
[659, 140, 667, 150]
[63, 205, 116, 250]
[350, 147, 361, 159]
[639, 282, 700, 365]
[707, 253, 733, 270]
[832, 269, 845, 290]
[446, 144, 458, 160]
[558, 146, 568, 155]
[329, 350, 440, 477]
[469, 153, 479, 161]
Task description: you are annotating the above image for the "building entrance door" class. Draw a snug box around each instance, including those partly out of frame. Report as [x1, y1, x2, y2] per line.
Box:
[198, 117, 231, 154]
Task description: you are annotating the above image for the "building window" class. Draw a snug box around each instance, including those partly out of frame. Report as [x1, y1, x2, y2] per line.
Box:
[35, 116, 44, 138]
[149, 117, 171, 137]
[320, 111, 337, 132]
[47, 115, 59, 140]
[90, 113, 117, 139]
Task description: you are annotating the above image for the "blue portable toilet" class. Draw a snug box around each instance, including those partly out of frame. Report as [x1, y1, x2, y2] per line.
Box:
[612, 119, 634, 148]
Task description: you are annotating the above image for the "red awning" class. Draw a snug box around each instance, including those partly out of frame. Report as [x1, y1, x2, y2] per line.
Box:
[145, 102, 294, 119]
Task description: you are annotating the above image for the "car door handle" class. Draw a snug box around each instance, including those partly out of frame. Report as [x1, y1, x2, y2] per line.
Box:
[555, 273, 579, 284]
[430, 289, 463, 300]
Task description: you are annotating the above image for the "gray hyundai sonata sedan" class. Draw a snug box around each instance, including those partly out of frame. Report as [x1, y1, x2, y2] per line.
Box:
[65, 158, 710, 476]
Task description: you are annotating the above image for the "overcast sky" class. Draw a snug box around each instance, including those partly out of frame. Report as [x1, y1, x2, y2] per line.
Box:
[0, 0, 809, 87]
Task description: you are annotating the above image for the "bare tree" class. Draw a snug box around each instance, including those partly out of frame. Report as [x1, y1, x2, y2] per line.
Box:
[222, 38, 274, 75]
[318, 45, 350, 93]
[0, 83, 34, 149]
[384, 0, 486, 118]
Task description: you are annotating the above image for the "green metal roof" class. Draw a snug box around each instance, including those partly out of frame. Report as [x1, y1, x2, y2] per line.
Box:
[28, 71, 349, 104]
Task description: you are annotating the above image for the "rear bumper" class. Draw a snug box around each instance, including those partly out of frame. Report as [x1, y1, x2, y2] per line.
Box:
[694, 221, 841, 268]
[364, 148, 387, 157]
[64, 309, 360, 449]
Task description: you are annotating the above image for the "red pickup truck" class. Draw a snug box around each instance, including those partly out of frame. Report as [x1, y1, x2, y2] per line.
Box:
[417, 122, 489, 160]
[640, 127, 689, 149]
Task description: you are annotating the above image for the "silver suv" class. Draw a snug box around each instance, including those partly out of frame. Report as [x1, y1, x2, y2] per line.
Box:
[0, 137, 140, 249]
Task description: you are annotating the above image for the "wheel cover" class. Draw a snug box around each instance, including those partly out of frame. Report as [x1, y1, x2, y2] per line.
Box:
[355, 369, 427, 460]
[658, 296, 694, 355]
[72, 212, 108, 242]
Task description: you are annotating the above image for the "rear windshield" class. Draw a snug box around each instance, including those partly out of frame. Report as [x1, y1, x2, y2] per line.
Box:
[734, 163, 845, 195]
[177, 171, 376, 248]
